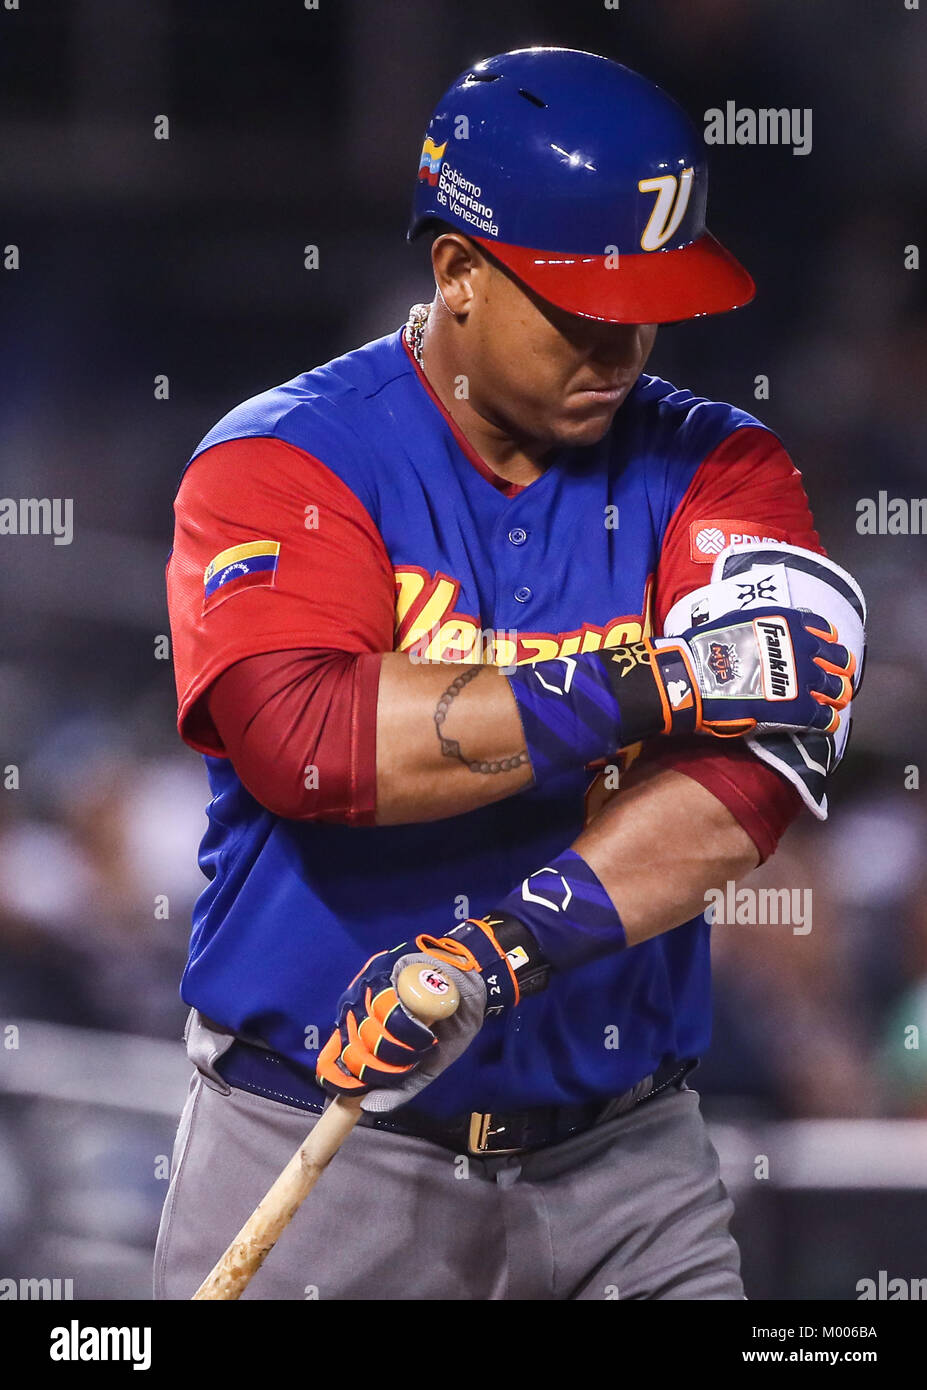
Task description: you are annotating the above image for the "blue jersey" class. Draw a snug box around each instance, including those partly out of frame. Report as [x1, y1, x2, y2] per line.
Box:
[167, 326, 818, 1117]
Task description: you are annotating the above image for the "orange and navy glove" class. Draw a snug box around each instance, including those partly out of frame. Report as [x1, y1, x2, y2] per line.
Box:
[656, 607, 855, 739]
[506, 605, 855, 784]
[316, 916, 550, 1108]
[316, 941, 444, 1100]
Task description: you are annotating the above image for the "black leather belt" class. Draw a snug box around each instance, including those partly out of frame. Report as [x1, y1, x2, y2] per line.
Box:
[214, 1040, 698, 1156]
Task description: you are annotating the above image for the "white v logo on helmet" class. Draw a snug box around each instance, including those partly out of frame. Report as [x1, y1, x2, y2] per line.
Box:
[639, 168, 694, 251]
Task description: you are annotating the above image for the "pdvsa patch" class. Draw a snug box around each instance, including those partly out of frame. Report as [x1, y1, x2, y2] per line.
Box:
[203, 540, 280, 614]
[689, 519, 788, 562]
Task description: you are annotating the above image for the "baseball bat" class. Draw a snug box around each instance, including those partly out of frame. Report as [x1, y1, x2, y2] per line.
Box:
[191, 962, 459, 1300]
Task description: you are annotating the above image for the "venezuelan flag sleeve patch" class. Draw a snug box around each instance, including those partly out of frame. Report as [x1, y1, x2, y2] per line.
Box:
[203, 539, 281, 614]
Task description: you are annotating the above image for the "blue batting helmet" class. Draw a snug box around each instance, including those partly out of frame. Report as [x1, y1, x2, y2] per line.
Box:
[409, 47, 754, 324]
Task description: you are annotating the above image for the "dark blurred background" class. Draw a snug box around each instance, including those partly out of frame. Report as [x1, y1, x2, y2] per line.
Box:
[1, 0, 925, 1300]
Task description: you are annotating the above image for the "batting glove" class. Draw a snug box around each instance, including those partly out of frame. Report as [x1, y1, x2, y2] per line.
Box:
[316, 914, 550, 1110]
[507, 605, 855, 783]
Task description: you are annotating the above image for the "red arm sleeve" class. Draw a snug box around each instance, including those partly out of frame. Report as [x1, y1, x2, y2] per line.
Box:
[640, 427, 824, 862]
[167, 436, 395, 821]
[205, 648, 382, 825]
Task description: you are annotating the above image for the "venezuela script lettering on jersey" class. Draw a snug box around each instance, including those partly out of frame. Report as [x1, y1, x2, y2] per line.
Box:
[394, 566, 654, 665]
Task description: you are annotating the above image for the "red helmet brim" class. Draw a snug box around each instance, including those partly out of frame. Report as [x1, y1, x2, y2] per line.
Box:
[471, 231, 756, 324]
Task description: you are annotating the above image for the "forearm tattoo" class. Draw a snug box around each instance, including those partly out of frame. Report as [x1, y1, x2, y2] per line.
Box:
[433, 666, 530, 774]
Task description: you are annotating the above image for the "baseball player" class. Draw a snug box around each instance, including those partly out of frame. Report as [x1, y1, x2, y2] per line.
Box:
[155, 48, 865, 1301]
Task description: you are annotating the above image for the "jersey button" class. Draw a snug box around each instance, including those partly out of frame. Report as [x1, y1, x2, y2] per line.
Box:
[508, 527, 528, 546]
[514, 585, 532, 603]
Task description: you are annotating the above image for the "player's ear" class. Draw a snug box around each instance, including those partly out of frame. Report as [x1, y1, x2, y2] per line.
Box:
[431, 232, 479, 318]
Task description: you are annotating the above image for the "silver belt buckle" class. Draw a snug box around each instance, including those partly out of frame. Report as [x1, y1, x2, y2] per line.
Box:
[468, 1111, 523, 1156]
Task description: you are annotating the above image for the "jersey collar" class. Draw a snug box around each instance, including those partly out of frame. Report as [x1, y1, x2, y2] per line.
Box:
[398, 329, 526, 499]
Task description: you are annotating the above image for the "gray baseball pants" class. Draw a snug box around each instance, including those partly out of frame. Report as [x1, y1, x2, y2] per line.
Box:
[154, 1066, 743, 1301]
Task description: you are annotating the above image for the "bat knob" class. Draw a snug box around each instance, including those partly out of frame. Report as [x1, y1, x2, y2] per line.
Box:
[396, 962, 460, 1025]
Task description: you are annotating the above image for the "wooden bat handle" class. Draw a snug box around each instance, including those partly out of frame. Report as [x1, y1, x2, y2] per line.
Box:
[191, 962, 459, 1300]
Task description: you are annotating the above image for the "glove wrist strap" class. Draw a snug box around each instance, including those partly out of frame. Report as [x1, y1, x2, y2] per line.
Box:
[506, 641, 682, 784]
[419, 913, 550, 1014]
[650, 640, 702, 734]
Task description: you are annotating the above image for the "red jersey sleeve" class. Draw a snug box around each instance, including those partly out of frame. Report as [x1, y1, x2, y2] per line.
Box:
[654, 426, 822, 629]
[642, 426, 824, 861]
[167, 436, 395, 756]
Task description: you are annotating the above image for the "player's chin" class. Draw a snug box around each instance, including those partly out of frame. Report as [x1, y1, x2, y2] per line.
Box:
[553, 397, 624, 446]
